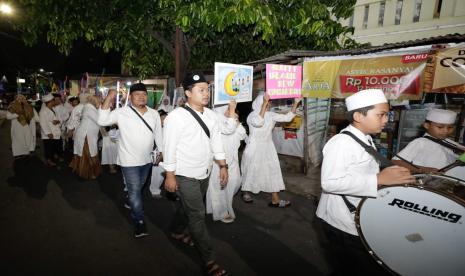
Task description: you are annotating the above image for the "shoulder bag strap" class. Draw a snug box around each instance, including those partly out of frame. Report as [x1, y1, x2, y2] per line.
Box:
[129, 105, 153, 133]
[129, 106, 159, 150]
[423, 135, 464, 154]
[182, 105, 210, 138]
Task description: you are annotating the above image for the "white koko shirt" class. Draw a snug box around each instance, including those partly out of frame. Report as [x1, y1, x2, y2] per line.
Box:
[161, 104, 227, 180]
[394, 134, 462, 168]
[316, 125, 379, 236]
[39, 106, 62, 139]
[98, 105, 163, 167]
[393, 134, 465, 180]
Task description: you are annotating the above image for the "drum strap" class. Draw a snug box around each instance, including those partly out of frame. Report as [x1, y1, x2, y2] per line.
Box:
[341, 131, 393, 169]
[340, 131, 394, 213]
[423, 136, 464, 154]
[341, 195, 357, 213]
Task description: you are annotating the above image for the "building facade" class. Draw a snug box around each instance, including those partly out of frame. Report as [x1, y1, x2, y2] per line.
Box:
[342, 0, 465, 45]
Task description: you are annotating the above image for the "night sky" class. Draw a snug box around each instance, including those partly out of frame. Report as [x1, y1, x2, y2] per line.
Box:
[0, 22, 121, 88]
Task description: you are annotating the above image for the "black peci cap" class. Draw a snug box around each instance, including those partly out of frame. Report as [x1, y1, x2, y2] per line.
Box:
[182, 72, 207, 91]
[129, 82, 147, 94]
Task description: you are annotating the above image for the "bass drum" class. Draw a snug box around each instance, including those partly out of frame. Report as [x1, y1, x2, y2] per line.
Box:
[355, 174, 465, 276]
[444, 166, 465, 183]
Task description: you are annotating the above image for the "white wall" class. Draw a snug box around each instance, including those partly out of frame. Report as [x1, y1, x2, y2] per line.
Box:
[342, 0, 465, 45]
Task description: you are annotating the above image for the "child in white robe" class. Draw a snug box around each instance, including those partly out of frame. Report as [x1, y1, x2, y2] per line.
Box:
[393, 108, 465, 181]
[206, 102, 247, 223]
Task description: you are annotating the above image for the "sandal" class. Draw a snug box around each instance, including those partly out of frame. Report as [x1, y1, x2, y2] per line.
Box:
[170, 232, 194, 246]
[206, 261, 228, 276]
[268, 200, 291, 208]
[241, 192, 253, 203]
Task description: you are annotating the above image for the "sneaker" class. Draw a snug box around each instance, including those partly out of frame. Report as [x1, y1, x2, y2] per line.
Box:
[134, 222, 148, 238]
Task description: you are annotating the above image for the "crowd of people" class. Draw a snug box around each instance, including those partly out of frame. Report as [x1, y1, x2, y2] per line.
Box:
[5, 73, 464, 276]
[5, 73, 301, 276]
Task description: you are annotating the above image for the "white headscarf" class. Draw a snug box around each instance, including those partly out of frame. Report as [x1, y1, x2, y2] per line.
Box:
[251, 91, 265, 113]
[161, 95, 171, 106]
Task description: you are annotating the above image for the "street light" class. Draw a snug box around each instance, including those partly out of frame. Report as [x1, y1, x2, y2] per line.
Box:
[0, 3, 13, 15]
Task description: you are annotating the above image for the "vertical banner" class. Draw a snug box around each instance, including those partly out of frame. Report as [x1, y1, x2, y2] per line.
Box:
[424, 45, 465, 93]
[302, 60, 341, 98]
[265, 64, 302, 99]
[214, 62, 253, 105]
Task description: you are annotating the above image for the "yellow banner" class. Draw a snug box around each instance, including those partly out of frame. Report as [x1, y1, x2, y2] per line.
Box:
[302, 54, 427, 99]
[301, 60, 341, 98]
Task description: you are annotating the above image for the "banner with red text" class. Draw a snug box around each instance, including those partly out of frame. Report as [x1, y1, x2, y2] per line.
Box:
[302, 53, 428, 99]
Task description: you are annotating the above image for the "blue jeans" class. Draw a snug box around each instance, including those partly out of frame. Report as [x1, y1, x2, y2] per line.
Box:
[121, 163, 152, 224]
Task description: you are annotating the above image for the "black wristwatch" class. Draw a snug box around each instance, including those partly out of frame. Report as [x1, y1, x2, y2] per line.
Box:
[219, 164, 229, 170]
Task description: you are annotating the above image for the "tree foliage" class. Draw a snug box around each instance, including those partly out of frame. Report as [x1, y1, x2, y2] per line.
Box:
[15, 0, 357, 78]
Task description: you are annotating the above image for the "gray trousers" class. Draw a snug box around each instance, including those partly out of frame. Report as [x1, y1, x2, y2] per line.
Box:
[171, 175, 214, 263]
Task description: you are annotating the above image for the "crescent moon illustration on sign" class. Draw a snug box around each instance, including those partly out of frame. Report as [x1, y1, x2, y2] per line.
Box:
[224, 71, 239, 96]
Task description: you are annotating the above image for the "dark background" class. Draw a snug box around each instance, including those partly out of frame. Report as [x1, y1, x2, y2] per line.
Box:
[0, 22, 121, 90]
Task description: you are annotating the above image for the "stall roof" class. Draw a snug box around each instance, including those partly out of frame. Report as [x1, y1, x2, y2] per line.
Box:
[246, 33, 465, 67]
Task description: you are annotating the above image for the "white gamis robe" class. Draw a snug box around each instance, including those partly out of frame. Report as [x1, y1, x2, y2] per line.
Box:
[73, 104, 100, 157]
[206, 106, 247, 220]
[100, 127, 119, 165]
[6, 109, 40, 156]
[67, 103, 84, 133]
[241, 95, 296, 193]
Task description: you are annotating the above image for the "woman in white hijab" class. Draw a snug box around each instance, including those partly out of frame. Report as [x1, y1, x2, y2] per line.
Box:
[206, 101, 247, 223]
[70, 95, 102, 180]
[157, 95, 173, 113]
[6, 94, 40, 157]
[241, 92, 301, 207]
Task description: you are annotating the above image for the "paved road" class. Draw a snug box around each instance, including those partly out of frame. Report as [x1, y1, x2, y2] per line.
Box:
[0, 120, 330, 275]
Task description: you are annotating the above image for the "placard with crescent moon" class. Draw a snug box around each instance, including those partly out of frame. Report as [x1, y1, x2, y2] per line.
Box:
[214, 62, 253, 105]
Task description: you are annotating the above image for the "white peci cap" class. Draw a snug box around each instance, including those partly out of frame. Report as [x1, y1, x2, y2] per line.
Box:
[42, 93, 54, 102]
[426, 109, 457, 125]
[346, 89, 388, 111]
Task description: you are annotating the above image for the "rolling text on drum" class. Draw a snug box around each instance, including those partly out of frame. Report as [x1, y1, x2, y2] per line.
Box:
[388, 198, 462, 223]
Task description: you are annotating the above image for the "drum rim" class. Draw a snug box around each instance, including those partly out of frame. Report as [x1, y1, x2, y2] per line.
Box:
[412, 173, 465, 204]
[355, 174, 465, 275]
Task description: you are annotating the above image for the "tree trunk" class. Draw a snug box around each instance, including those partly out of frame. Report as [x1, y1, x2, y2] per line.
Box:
[151, 27, 188, 87]
[175, 27, 182, 87]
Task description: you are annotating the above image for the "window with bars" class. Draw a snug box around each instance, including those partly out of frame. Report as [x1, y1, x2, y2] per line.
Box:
[363, 5, 369, 29]
[434, 0, 442, 18]
[413, 0, 422, 22]
[395, 0, 403, 25]
[378, 1, 385, 27]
